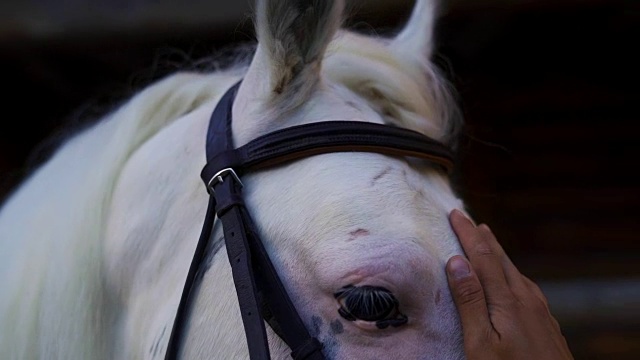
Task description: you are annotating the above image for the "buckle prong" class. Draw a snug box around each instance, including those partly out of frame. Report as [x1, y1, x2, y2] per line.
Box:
[207, 168, 243, 194]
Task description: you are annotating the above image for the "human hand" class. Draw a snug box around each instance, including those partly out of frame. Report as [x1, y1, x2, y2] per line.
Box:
[445, 210, 574, 360]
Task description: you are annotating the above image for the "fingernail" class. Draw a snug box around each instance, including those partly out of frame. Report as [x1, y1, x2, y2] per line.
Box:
[451, 209, 475, 226]
[451, 209, 465, 218]
[451, 209, 469, 221]
[448, 256, 471, 280]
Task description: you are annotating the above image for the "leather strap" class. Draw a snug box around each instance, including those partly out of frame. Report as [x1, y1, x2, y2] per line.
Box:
[205, 82, 240, 162]
[205, 81, 324, 360]
[165, 196, 219, 359]
[214, 177, 272, 359]
[241, 196, 325, 360]
[201, 121, 454, 184]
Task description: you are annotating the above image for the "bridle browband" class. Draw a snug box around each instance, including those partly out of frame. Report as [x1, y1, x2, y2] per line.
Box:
[165, 81, 455, 359]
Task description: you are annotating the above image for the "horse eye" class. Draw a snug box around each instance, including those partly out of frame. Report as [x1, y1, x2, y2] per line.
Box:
[334, 285, 408, 328]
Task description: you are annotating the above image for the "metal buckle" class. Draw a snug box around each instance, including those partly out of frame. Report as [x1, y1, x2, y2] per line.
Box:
[207, 168, 243, 194]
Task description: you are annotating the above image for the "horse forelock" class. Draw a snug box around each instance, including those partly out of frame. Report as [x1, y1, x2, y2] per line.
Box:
[231, 28, 461, 150]
[323, 31, 461, 146]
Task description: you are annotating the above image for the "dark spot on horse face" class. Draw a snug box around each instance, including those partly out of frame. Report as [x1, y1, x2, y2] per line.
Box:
[345, 100, 361, 111]
[382, 107, 394, 118]
[400, 167, 426, 197]
[369, 87, 385, 100]
[347, 229, 370, 241]
[311, 315, 323, 337]
[309, 315, 340, 359]
[330, 319, 344, 335]
[322, 333, 340, 359]
[371, 166, 392, 186]
[435, 289, 441, 305]
[375, 314, 408, 329]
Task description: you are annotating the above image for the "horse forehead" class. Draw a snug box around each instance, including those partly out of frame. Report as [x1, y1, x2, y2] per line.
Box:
[245, 158, 441, 236]
[232, 82, 382, 147]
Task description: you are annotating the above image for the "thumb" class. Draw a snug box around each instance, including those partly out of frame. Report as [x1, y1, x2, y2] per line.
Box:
[446, 256, 492, 337]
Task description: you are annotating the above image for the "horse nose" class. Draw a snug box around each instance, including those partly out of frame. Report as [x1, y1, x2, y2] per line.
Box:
[334, 285, 408, 328]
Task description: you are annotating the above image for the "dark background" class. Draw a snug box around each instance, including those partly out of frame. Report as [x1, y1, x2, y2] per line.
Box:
[0, 0, 638, 358]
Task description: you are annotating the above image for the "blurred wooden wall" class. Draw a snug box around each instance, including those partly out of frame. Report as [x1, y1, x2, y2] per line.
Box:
[0, 1, 638, 359]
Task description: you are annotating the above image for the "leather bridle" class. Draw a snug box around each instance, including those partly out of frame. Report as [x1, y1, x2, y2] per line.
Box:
[164, 81, 455, 360]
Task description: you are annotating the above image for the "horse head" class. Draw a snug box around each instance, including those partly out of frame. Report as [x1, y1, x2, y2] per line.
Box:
[0, 1, 467, 359]
[213, 0, 466, 358]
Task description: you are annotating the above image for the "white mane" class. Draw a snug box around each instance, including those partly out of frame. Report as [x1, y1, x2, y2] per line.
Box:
[0, 72, 237, 358]
[0, 1, 463, 358]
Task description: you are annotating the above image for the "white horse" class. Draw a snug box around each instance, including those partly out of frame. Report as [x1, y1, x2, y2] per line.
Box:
[0, 0, 467, 359]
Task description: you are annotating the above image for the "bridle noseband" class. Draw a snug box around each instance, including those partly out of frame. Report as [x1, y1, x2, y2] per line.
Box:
[165, 81, 455, 360]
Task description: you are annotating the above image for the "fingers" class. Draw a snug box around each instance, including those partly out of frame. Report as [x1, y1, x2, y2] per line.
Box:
[449, 210, 513, 303]
[521, 275, 549, 307]
[445, 256, 493, 339]
[477, 223, 531, 297]
[476, 224, 527, 293]
[520, 275, 565, 333]
[446, 210, 575, 360]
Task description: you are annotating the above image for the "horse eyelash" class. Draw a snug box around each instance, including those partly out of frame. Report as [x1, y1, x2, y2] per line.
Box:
[334, 285, 408, 328]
